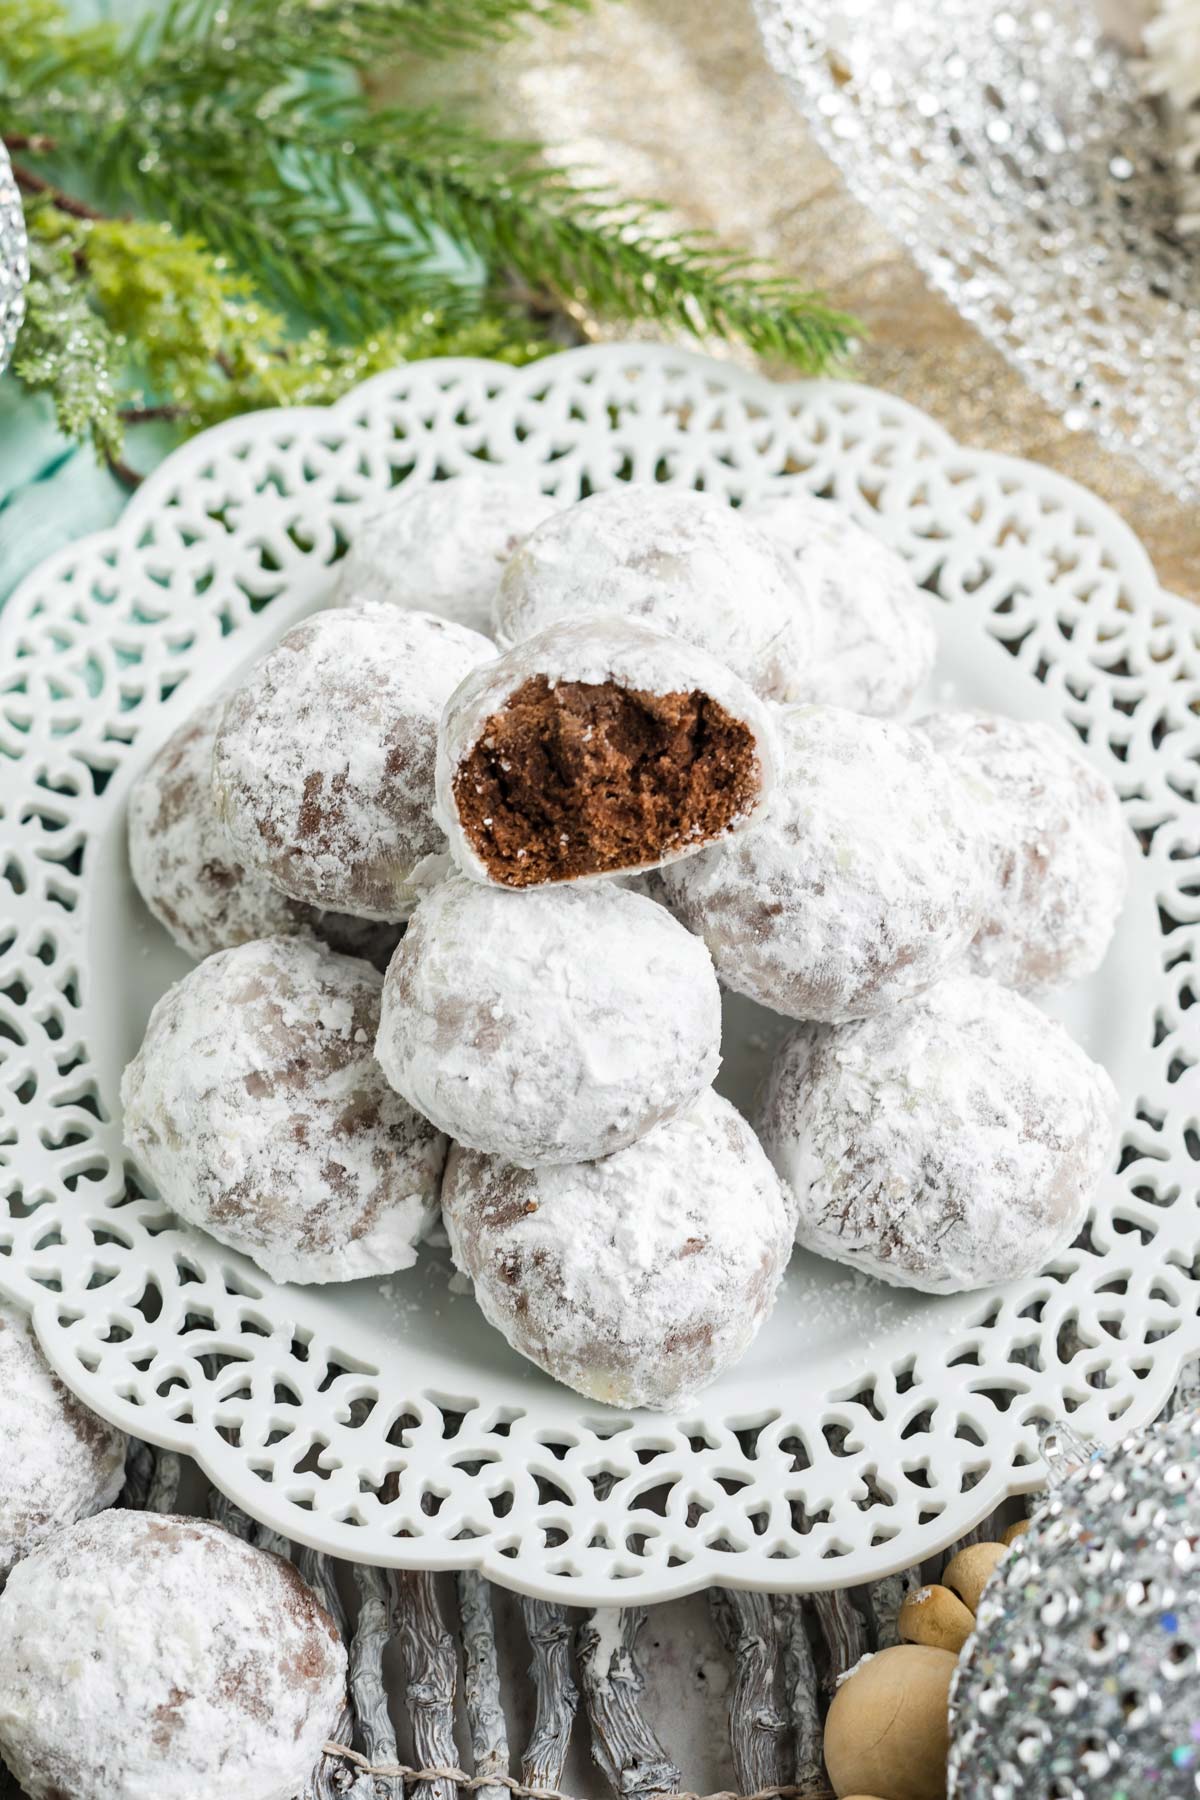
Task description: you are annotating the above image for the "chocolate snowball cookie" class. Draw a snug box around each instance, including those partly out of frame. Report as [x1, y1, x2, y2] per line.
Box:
[436, 616, 778, 888]
[495, 486, 809, 701]
[122, 936, 446, 1285]
[335, 472, 561, 635]
[917, 711, 1127, 991]
[376, 873, 721, 1165]
[746, 489, 937, 716]
[757, 974, 1119, 1293]
[129, 697, 406, 966]
[443, 1089, 796, 1410]
[0, 1299, 126, 1583]
[0, 1511, 347, 1800]
[214, 604, 494, 920]
[661, 704, 987, 1023]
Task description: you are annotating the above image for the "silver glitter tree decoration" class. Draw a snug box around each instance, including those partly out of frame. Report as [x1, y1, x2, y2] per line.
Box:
[949, 1406, 1200, 1799]
[0, 141, 29, 376]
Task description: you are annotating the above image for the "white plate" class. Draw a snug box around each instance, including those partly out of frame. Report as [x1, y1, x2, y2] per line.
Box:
[1, 346, 1195, 1603]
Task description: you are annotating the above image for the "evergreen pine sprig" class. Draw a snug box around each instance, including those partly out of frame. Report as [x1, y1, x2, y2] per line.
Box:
[128, 0, 598, 67]
[16, 202, 543, 462]
[2, 0, 859, 472]
[16, 211, 123, 453]
[312, 107, 858, 365]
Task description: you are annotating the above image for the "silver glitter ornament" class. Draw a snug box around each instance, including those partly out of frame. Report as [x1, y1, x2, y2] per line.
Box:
[753, 0, 1200, 507]
[0, 141, 29, 377]
[949, 1406, 1200, 1800]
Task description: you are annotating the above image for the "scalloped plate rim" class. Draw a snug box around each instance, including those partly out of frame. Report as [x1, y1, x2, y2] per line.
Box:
[0, 343, 1194, 1600]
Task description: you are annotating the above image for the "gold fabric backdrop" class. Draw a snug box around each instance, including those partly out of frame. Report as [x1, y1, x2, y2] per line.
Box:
[383, 0, 1197, 598]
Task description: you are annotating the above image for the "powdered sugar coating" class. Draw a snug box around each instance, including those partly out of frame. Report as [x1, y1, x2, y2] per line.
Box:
[495, 487, 810, 701]
[376, 874, 721, 1166]
[335, 473, 562, 635]
[0, 1510, 346, 1800]
[746, 490, 937, 716]
[618, 867, 674, 906]
[128, 698, 405, 966]
[662, 705, 987, 1023]
[437, 615, 778, 887]
[0, 1299, 126, 1582]
[917, 710, 1128, 992]
[442, 1089, 796, 1411]
[121, 936, 446, 1285]
[757, 974, 1119, 1294]
[214, 604, 495, 920]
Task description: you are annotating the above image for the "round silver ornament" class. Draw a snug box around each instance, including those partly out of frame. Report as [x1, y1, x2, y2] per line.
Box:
[949, 1405, 1200, 1799]
[0, 140, 29, 377]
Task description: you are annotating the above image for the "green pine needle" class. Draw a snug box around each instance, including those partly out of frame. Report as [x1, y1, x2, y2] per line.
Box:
[0, 0, 121, 88]
[130, 0, 595, 67]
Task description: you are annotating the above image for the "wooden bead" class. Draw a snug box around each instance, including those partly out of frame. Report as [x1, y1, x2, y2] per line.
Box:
[824, 1644, 956, 1800]
[1002, 1518, 1030, 1546]
[898, 1583, 976, 1654]
[941, 1541, 1007, 1614]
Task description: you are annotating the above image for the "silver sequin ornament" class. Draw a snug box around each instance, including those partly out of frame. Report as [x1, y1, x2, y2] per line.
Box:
[949, 1406, 1200, 1799]
[753, 0, 1200, 507]
[0, 141, 29, 377]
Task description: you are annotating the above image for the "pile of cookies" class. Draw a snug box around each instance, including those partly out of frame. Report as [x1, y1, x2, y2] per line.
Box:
[0, 1302, 350, 1800]
[123, 473, 1125, 1411]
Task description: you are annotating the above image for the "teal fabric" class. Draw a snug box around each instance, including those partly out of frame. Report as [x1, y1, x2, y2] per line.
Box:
[0, 393, 130, 607]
